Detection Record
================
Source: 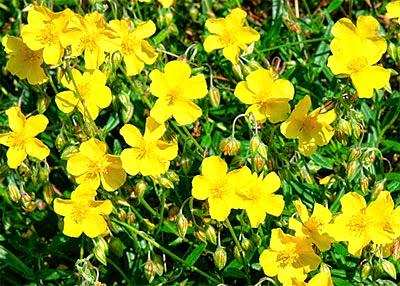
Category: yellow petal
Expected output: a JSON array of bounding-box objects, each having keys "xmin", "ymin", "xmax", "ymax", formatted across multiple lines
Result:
[
  {"xmin": 208, "ymin": 196, "xmax": 232, "ymax": 221},
  {"xmin": 351, "ymin": 65, "xmax": 390, "ymax": 98},
  {"xmin": 0, "ymin": 133, "xmax": 11, "ymax": 147},
  {"xmin": 67, "ymin": 153, "xmax": 91, "ymax": 176},
  {"xmin": 312, "ymin": 203, "xmax": 332, "ymax": 224},
  {"xmin": 71, "ymin": 185, "xmax": 97, "ymax": 199},
  {"xmin": 259, "ymin": 249, "xmax": 279, "ymax": 277},
  {"xmin": 173, "ymin": 100, "xmax": 202, "ymax": 126},
  {"xmin": 246, "ymin": 206, "xmax": 267, "ymax": 228},
  {"xmin": 183, "ymin": 75, "xmax": 208, "ymax": 99},
  {"xmin": 246, "ymin": 69, "xmax": 274, "ymax": 95},
  {"xmin": 262, "ymin": 172, "xmax": 281, "ymax": 193},
  {"xmin": 53, "ymin": 198, "xmax": 73, "ymax": 216},
  {"xmin": 120, "ymin": 148, "xmax": 141, "ymax": 176},
  {"xmin": 134, "ymin": 20, "xmax": 156, "ymax": 39},
  {"xmin": 201, "ymin": 156, "xmax": 227, "ymax": 179},
  {"xmin": 93, "ymin": 200, "xmax": 113, "ymax": 215},
  {"xmin": 222, "ymin": 44, "xmax": 240, "ymax": 64},
  {"xmin": 76, "ymin": 172, "xmax": 101, "ymax": 190},
  {"xmin": 120, "ymin": 124, "xmax": 144, "ymax": 147},
  {"xmin": 386, "ymin": 1, "xmax": 400, "ymax": 19},
  {"xmin": 63, "ymin": 216, "xmax": 84, "ymax": 238},
  {"xmin": 149, "ymin": 70, "xmax": 169, "ymax": 98},
  {"xmin": 25, "ymin": 138, "xmax": 50, "ymax": 160},
  {"xmin": 308, "ymin": 271, "xmax": 333, "ymax": 286},
  {"xmin": 56, "ymin": 91, "xmax": 79, "ymax": 113},
  {"xmin": 356, "ymin": 15, "xmax": 387, "ymax": 55},
  {"xmin": 136, "ymin": 41, "xmax": 158, "ymax": 64},
  {"xmin": 83, "ymin": 215, "xmax": 108, "ymax": 238},
  {"xmin": 263, "ymin": 194, "xmax": 285, "ymax": 217},
  {"xmin": 191, "ymin": 176, "xmax": 212, "ymax": 200},
  {"xmin": 157, "ymin": 141, "xmax": 178, "ymax": 161},
  {"xmin": 203, "ymin": 35, "xmax": 225, "ymax": 52},
  {"xmin": 26, "ymin": 64, "xmax": 48, "ymax": 85},
  {"xmin": 340, "ymin": 192, "xmax": 366, "ymax": 215},
  {"xmin": 236, "ymin": 27, "xmax": 260, "ymax": 46},
  {"xmin": 6, "ymin": 107, "xmax": 25, "ymax": 132},
  {"xmin": 101, "ymin": 156, "xmax": 127, "ymax": 191},
  {"xmin": 24, "ymin": 114, "xmax": 48, "ymax": 137},
  {"xmin": 43, "ymin": 43, "xmax": 63, "ymax": 65},
  {"xmin": 205, "ymin": 18, "xmax": 225, "ymax": 35},
  {"xmin": 331, "ymin": 17, "xmax": 357, "ymax": 39},
  {"xmin": 225, "ymin": 8, "xmax": 247, "ymax": 27},
  {"xmin": 124, "ymin": 53, "xmax": 145, "ymax": 76},
  {"xmin": 234, "ymin": 81, "xmax": 255, "ymax": 104},
  {"xmin": 271, "ymin": 79, "xmax": 295, "ymax": 100},
  {"xmin": 164, "ymin": 60, "xmax": 192, "ymax": 83},
  {"xmin": 298, "ymin": 138, "xmax": 318, "ymax": 156},
  {"xmin": 261, "ymin": 99, "xmax": 291, "ymax": 123},
  {"xmin": 293, "ymin": 200, "xmax": 309, "ymax": 222},
  {"xmin": 84, "ymin": 47, "xmax": 105, "ymax": 70},
  {"xmin": 143, "ymin": 116, "xmax": 166, "ymax": 142},
  {"xmin": 7, "ymin": 147, "xmax": 27, "ymax": 168}
]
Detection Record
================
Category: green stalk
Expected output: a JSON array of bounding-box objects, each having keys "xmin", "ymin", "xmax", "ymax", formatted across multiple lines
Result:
[{"xmin": 113, "ymin": 219, "xmax": 221, "ymax": 284}]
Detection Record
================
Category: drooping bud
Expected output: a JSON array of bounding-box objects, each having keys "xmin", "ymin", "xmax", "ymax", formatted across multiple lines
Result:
[
  {"xmin": 349, "ymin": 147, "xmax": 362, "ymax": 160},
  {"xmin": 152, "ymin": 255, "xmax": 164, "ymax": 276},
  {"xmin": 232, "ymin": 64, "xmax": 243, "ymax": 79},
  {"xmin": 209, "ymin": 86, "xmax": 220, "ymax": 107},
  {"xmin": 392, "ymin": 239, "xmax": 400, "ymax": 260},
  {"xmin": 346, "ymin": 161, "xmax": 359, "ymax": 181},
  {"xmin": 360, "ymin": 175, "xmax": 369, "ymax": 194},
  {"xmin": 213, "ymin": 247, "xmax": 227, "ymax": 270},
  {"xmin": 381, "ymin": 259, "xmax": 397, "ymax": 279},
  {"xmin": 135, "ymin": 180, "xmax": 147, "ymax": 198},
  {"xmin": 118, "ymin": 209, "xmax": 127, "ymax": 221},
  {"xmin": 159, "ymin": 177, "xmax": 174, "ymax": 189},
  {"xmin": 220, "ymin": 136, "xmax": 240, "ymax": 156},
  {"xmin": 233, "ymin": 245, "xmax": 243, "ymax": 263},
  {"xmin": 176, "ymin": 213, "xmax": 188, "ymax": 238},
  {"xmin": 361, "ymin": 263, "xmax": 371, "ymax": 280},
  {"xmin": 241, "ymin": 237, "xmax": 253, "ymax": 251},
  {"xmin": 205, "ymin": 225, "xmax": 217, "ymax": 245},
  {"xmin": 61, "ymin": 145, "xmax": 79, "ymax": 160},
  {"xmin": 252, "ymin": 155, "xmax": 265, "ymax": 173},
  {"xmin": 144, "ymin": 259, "xmax": 156, "ymax": 283},
  {"xmin": 373, "ymin": 179, "xmax": 386, "ymax": 194},
  {"xmin": 37, "ymin": 94, "xmax": 50, "ymax": 114}
]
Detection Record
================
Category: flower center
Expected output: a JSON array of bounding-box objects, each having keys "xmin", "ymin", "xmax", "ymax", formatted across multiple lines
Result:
[
  {"xmin": 347, "ymin": 57, "xmax": 368, "ymax": 74},
  {"xmin": 38, "ymin": 24, "xmax": 59, "ymax": 45},
  {"xmin": 166, "ymin": 86, "xmax": 183, "ymax": 104},
  {"xmin": 71, "ymin": 203, "xmax": 90, "ymax": 223},
  {"xmin": 347, "ymin": 213, "xmax": 367, "ymax": 235},
  {"xmin": 304, "ymin": 217, "xmax": 322, "ymax": 233},
  {"xmin": 276, "ymin": 243, "xmax": 298, "ymax": 268},
  {"xmin": 210, "ymin": 180, "xmax": 228, "ymax": 199},
  {"xmin": 121, "ymin": 37, "xmax": 138, "ymax": 55}
]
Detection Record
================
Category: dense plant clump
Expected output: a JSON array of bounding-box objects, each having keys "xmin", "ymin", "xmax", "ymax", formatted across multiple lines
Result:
[{"xmin": 0, "ymin": 1, "xmax": 400, "ymax": 285}]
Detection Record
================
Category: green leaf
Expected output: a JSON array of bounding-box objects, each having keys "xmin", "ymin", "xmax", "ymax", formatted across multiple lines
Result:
[
  {"xmin": 0, "ymin": 245, "xmax": 35, "ymax": 280},
  {"xmin": 184, "ymin": 244, "xmax": 206, "ymax": 267},
  {"xmin": 310, "ymin": 153, "xmax": 335, "ymax": 169},
  {"xmin": 327, "ymin": 0, "xmax": 344, "ymax": 13}
]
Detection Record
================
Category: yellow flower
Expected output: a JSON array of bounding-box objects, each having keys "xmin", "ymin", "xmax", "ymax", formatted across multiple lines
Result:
[
  {"xmin": 53, "ymin": 185, "xmax": 112, "ymax": 238},
  {"xmin": 67, "ymin": 138, "xmax": 126, "ymax": 192},
  {"xmin": 55, "ymin": 69, "xmax": 112, "ymax": 120},
  {"xmin": 108, "ymin": 19, "xmax": 157, "ymax": 76},
  {"xmin": 60, "ymin": 11, "xmax": 119, "ymax": 70},
  {"xmin": 234, "ymin": 68, "xmax": 294, "ymax": 123},
  {"xmin": 286, "ymin": 271, "xmax": 334, "ymax": 286},
  {"xmin": 327, "ymin": 16, "xmax": 390, "ymax": 98},
  {"xmin": 280, "ymin": 96, "xmax": 336, "ymax": 156},
  {"xmin": 2, "ymin": 35, "xmax": 48, "ymax": 85},
  {"xmin": 0, "ymin": 107, "xmax": 49, "ymax": 168},
  {"xmin": 386, "ymin": 1, "xmax": 400, "ymax": 22},
  {"xmin": 191, "ymin": 156, "xmax": 238, "ymax": 221},
  {"xmin": 288, "ymin": 200, "xmax": 334, "ymax": 252},
  {"xmin": 120, "ymin": 117, "xmax": 178, "ymax": 176},
  {"xmin": 232, "ymin": 166, "xmax": 284, "ymax": 228},
  {"xmin": 21, "ymin": 6, "xmax": 73, "ymax": 65},
  {"xmin": 259, "ymin": 228, "xmax": 321, "ymax": 285},
  {"xmin": 203, "ymin": 8, "xmax": 260, "ymax": 64},
  {"xmin": 149, "ymin": 60, "xmax": 208, "ymax": 125},
  {"xmin": 139, "ymin": 0, "xmax": 175, "ymax": 7},
  {"xmin": 326, "ymin": 191, "xmax": 400, "ymax": 257}
]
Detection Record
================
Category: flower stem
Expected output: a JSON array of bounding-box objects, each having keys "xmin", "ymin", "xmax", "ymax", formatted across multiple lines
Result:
[{"xmin": 113, "ymin": 219, "xmax": 221, "ymax": 284}]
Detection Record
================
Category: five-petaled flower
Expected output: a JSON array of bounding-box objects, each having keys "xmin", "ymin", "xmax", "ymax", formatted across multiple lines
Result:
[
  {"xmin": 203, "ymin": 8, "xmax": 260, "ymax": 64},
  {"xmin": 109, "ymin": 19, "xmax": 158, "ymax": 76},
  {"xmin": 327, "ymin": 16, "xmax": 390, "ymax": 98},
  {"xmin": 259, "ymin": 228, "xmax": 321, "ymax": 285},
  {"xmin": 56, "ymin": 69, "xmax": 112, "ymax": 120},
  {"xmin": 280, "ymin": 96, "xmax": 336, "ymax": 156},
  {"xmin": 149, "ymin": 60, "xmax": 208, "ymax": 125},
  {"xmin": 326, "ymin": 191, "xmax": 400, "ymax": 257},
  {"xmin": 21, "ymin": 6, "xmax": 73, "ymax": 65},
  {"xmin": 232, "ymin": 166, "xmax": 284, "ymax": 228},
  {"xmin": 0, "ymin": 107, "xmax": 50, "ymax": 168},
  {"xmin": 234, "ymin": 68, "xmax": 294, "ymax": 123},
  {"xmin": 386, "ymin": 1, "xmax": 400, "ymax": 22},
  {"xmin": 2, "ymin": 35, "xmax": 48, "ymax": 85},
  {"xmin": 54, "ymin": 185, "xmax": 113, "ymax": 238},
  {"xmin": 67, "ymin": 138, "xmax": 127, "ymax": 192},
  {"xmin": 120, "ymin": 117, "xmax": 178, "ymax": 176},
  {"xmin": 288, "ymin": 200, "xmax": 334, "ymax": 252}
]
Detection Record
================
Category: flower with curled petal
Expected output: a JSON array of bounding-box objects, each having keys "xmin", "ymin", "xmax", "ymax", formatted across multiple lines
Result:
[{"xmin": 0, "ymin": 107, "xmax": 49, "ymax": 168}]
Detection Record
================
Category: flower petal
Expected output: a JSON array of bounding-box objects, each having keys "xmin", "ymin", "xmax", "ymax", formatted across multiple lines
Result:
[
  {"xmin": 101, "ymin": 156, "xmax": 127, "ymax": 191},
  {"xmin": 43, "ymin": 43, "xmax": 63, "ymax": 65},
  {"xmin": 120, "ymin": 124, "xmax": 144, "ymax": 147},
  {"xmin": 172, "ymin": 100, "xmax": 202, "ymax": 126},
  {"xmin": 83, "ymin": 215, "xmax": 108, "ymax": 238},
  {"xmin": 351, "ymin": 65, "xmax": 390, "ymax": 98},
  {"xmin": 63, "ymin": 216, "xmax": 84, "ymax": 238},
  {"xmin": 25, "ymin": 138, "xmax": 50, "ymax": 160},
  {"xmin": 183, "ymin": 75, "xmax": 208, "ymax": 99},
  {"xmin": 203, "ymin": 35, "xmax": 225, "ymax": 52},
  {"xmin": 56, "ymin": 91, "xmax": 79, "ymax": 113},
  {"xmin": 120, "ymin": 148, "xmax": 141, "ymax": 176},
  {"xmin": 67, "ymin": 153, "xmax": 91, "ymax": 176},
  {"xmin": 7, "ymin": 147, "xmax": 27, "ymax": 169},
  {"xmin": 6, "ymin": 107, "xmax": 25, "ymax": 132},
  {"xmin": 222, "ymin": 44, "xmax": 240, "ymax": 64},
  {"xmin": 24, "ymin": 114, "xmax": 48, "ymax": 137}
]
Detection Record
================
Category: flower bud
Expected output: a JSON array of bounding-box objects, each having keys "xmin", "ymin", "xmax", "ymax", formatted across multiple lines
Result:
[
  {"xmin": 319, "ymin": 263, "xmax": 330, "ymax": 273},
  {"xmin": 22, "ymin": 201, "xmax": 36, "ymax": 212},
  {"xmin": 241, "ymin": 237, "xmax": 253, "ymax": 251},
  {"xmin": 118, "ymin": 209, "xmax": 127, "ymax": 221},
  {"xmin": 61, "ymin": 145, "xmax": 79, "ymax": 160},
  {"xmin": 232, "ymin": 64, "xmax": 243, "ymax": 79},
  {"xmin": 164, "ymin": 11, "xmax": 174, "ymax": 25},
  {"xmin": 127, "ymin": 213, "xmax": 136, "ymax": 224},
  {"xmin": 352, "ymin": 123, "xmax": 362, "ymax": 139},
  {"xmin": 220, "ymin": 136, "xmax": 240, "ymax": 156},
  {"xmin": 159, "ymin": 177, "xmax": 174, "ymax": 189},
  {"xmin": 144, "ymin": 260, "xmax": 156, "ymax": 283},
  {"xmin": 361, "ymin": 263, "xmax": 371, "ymax": 280},
  {"xmin": 166, "ymin": 171, "xmax": 179, "ymax": 183},
  {"xmin": 189, "ymin": 6, "xmax": 198, "ymax": 20},
  {"xmin": 152, "ymin": 255, "xmax": 164, "ymax": 276},
  {"xmin": 300, "ymin": 166, "xmax": 313, "ymax": 185},
  {"xmin": 135, "ymin": 180, "xmax": 147, "ymax": 198},
  {"xmin": 209, "ymin": 86, "xmax": 220, "ymax": 107},
  {"xmin": 381, "ymin": 259, "xmax": 397, "ymax": 279},
  {"xmin": 176, "ymin": 213, "xmax": 188, "ymax": 238},
  {"xmin": 338, "ymin": 119, "xmax": 352, "ymax": 136},
  {"xmin": 364, "ymin": 151, "xmax": 376, "ymax": 165},
  {"xmin": 37, "ymin": 94, "xmax": 50, "ymax": 114},
  {"xmin": 213, "ymin": 247, "xmax": 227, "ymax": 270},
  {"xmin": 93, "ymin": 237, "xmax": 109, "ymax": 266},
  {"xmin": 42, "ymin": 183, "xmax": 55, "ymax": 204},
  {"xmin": 195, "ymin": 230, "xmax": 207, "ymax": 243},
  {"xmin": 180, "ymin": 156, "xmax": 191, "ymax": 174},
  {"xmin": 8, "ymin": 182, "xmax": 21, "ymax": 203},
  {"xmin": 373, "ymin": 179, "xmax": 385, "ymax": 195},
  {"xmin": 36, "ymin": 199, "xmax": 46, "ymax": 211},
  {"xmin": 349, "ymin": 147, "xmax": 362, "ymax": 160},
  {"xmin": 233, "ymin": 245, "xmax": 243, "ymax": 263},
  {"xmin": 346, "ymin": 161, "xmax": 359, "ymax": 181},
  {"xmin": 253, "ymin": 155, "xmax": 265, "ymax": 173},
  {"xmin": 21, "ymin": 192, "xmax": 32, "ymax": 204},
  {"xmin": 360, "ymin": 175, "xmax": 369, "ymax": 194},
  {"xmin": 392, "ymin": 239, "xmax": 400, "ymax": 259},
  {"xmin": 388, "ymin": 42, "xmax": 398, "ymax": 61},
  {"xmin": 205, "ymin": 225, "xmax": 217, "ymax": 245}
]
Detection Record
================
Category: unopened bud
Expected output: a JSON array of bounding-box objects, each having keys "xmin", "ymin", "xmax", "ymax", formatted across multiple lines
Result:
[
  {"xmin": 346, "ymin": 161, "xmax": 359, "ymax": 181},
  {"xmin": 220, "ymin": 136, "xmax": 240, "ymax": 156},
  {"xmin": 241, "ymin": 237, "xmax": 253, "ymax": 251},
  {"xmin": 381, "ymin": 259, "xmax": 397, "ymax": 279},
  {"xmin": 361, "ymin": 263, "xmax": 371, "ymax": 280},
  {"xmin": 180, "ymin": 156, "xmax": 191, "ymax": 174},
  {"xmin": 152, "ymin": 255, "xmax": 164, "ymax": 276},
  {"xmin": 144, "ymin": 260, "xmax": 156, "ymax": 283},
  {"xmin": 164, "ymin": 11, "xmax": 174, "ymax": 25},
  {"xmin": 247, "ymin": 61, "xmax": 263, "ymax": 72},
  {"xmin": 127, "ymin": 213, "xmax": 136, "ymax": 224},
  {"xmin": 159, "ymin": 177, "xmax": 174, "ymax": 189},
  {"xmin": 319, "ymin": 263, "xmax": 330, "ymax": 273},
  {"xmin": 166, "ymin": 171, "xmax": 179, "ymax": 183},
  {"xmin": 360, "ymin": 175, "xmax": 369, "ymax": 194},
  {"xmin": 22, "ymin": 201, "xmax": 36, "ymax": 212},
  {"xmin": 37, "ymin": 94, "xmax": 50, "ymax": 114},
  {"xmin": 21, "ymin": 192, "xmax": 32, "ymax": 204},
  {"xmin": 352, "ymin": 123, "xmax": 362, "ymax": 138},
  {"xmin": 36, "ymin": 199, "xmax": 46, "ymax": 210},
  {"xmin": 93, "ymin": 237, "xmax": 108, "ymax": 266},
  {"xmin": 118, "ymin": 209, "xmax": 127, "ymax": 221},
  {"xmin": 233, "ymin": 245, "xmax": 243, "ymax": 263},
  {"xmin": 213, "ymin": 247, "xmax": 227, "ymax": 270},
  {"xmin": 300, "ymin": 166, "xmax": 313, "ymax": 184},
  {"xmin": 392, "ymin": 239, "xmax": 400, "ymax": 259},
  {"xmin": 209, "ymin": 86, "xmax": 220, "ymax": 107},
  {"xmin": 205, "ymin": 225, "xmax": 217, "ymax": 245},
  {"xmin": 135, "ymin": 180, "xmax": 147, "ymax": 198},
  {"xmin": 373, "ymin": 179, "xmax": 385, "ymax": 195},
  {"xmin": 189, "ymin": 6, "xmax": 198, "ymax": 20},
  {"xmin": 194, "ymin": 230, "xmax": 207, "ymax": 243},
  {"xmin": 232, "ymin": 64, "xmax": 243, "ymax": 79},
  {"xmin": 338, "ymin": 119, "xmax": 352, "ymax": 136},
  {"xmin": 371, "ymin": 265, "xmax": 382, "ymax": 281},
  {"xmin": 349, "ymin": 147, "xmax": 361, "ymax": 160},
  {"xmin": 253, "ymin": 155, "xmax": 265, "ymax": 173},
  {"xmin": 388, "ymin": 42, "xmax": 398, "ymax": 61},
  {"xmin": 8, "ymin": 182, "xmax": 21, "ymax": 202},
  {"xmin": 61, "ymin": 145, "xmax": 79, "ymax": 160},
  {"xmin": 364, "ymin": 151, "xmax": 376, "ymax": 165},
  {"xmin": 176, "ymin": 213, "xmax": 188, "ymax": 238}
]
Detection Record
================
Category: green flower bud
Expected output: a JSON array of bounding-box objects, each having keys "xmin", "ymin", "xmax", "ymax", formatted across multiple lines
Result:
[
  {"xmin": 93, "ymin": 237, "xmax": 109, "ymax": 266},
  {"xmin": 205, "ymin": 225, "xmax": 217, "ymax": 245},
  {"xmin": 213, "ymin": 247, "xmax": 227, "ymax": 270},
  {"xmin": 176, "ymin": 213, "xmax": 188, "ymax": 238},
  {"xmin": 8, "ymin": 182, "xmax": 21, "ymax": 203}
]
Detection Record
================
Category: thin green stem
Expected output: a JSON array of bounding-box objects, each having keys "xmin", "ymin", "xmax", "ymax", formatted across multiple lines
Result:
[
  {"xmin": 113, "ymin": 219, "xmax": 221, "ymax": 284},
  {"xmin": 139, "ymin": 197, "xmax": 158, "ymax": 217},
  {"xmin": 107, "ymin": 258, "xmax": 132, "ymax": 286},
  {"xmin": 259, "ymin": 37, "xmax": 330, "ymax": 52},
  {"xmin": 182, "ymin": 125, "xmax": 204, "ymax": 153},
  {"xmin": 225, "ymin": 219, "xmax": 250, "ymax": 285}
]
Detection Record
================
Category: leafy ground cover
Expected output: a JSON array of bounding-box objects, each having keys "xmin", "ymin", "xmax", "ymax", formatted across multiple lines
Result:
[{"xmin": 0, "ymin": 0, "xmax": 400, "ymax": 285}]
